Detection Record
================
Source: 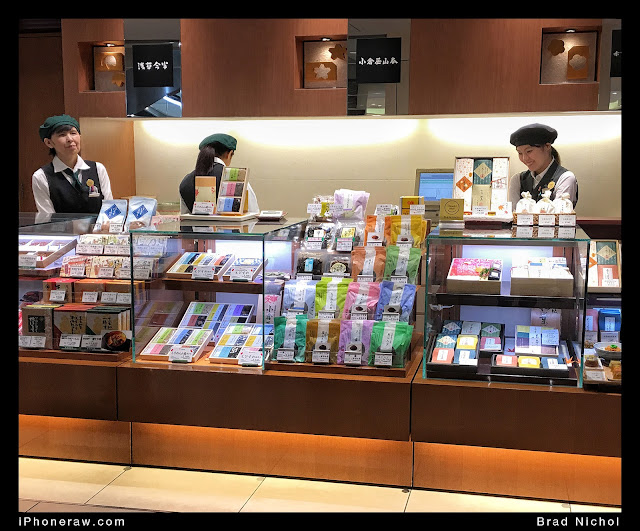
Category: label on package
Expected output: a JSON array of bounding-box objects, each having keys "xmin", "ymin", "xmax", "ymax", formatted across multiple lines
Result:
[
  {"xmin": 59, "ymin": 334, "xmax": 82, "ymax": 349},
  {"xmin": 516, "ymin": 214, "xmax": 533, "ymax": 226},
  {"xmin": 49, "ymin": 290, "xmax": 67, "ymax": 302},
  {"xmin": 374, "ymin": 352, "xmax": 393, "ymax": 367},
  {"xmin": 192, "ymin": 202, "xmax": 215, "ymax": 215},
  {"xmin": 538, "ymin": 214, "xmax": 555, "ymax": 226},
  {"xmin": 82, "ymin": 291, "xmax": 99, "ymax": 303},
  {"xmin": 276, "ymin": 348, "xmax": 295, "ymax": 362},
  {"xmin": 312, "ymin": 349, "xmax": 330, "ymax": 364}
]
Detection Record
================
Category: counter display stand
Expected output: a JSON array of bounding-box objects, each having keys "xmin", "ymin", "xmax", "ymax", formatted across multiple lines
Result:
[{"xmin": 410, "ymin": 225, "xmax": 620, "ymax": 505}]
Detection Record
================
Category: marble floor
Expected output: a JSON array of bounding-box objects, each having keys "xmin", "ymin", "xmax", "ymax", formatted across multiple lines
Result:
[{"xmin": 18, "ymin": 457, "xmax": 621, "ymax": 515}]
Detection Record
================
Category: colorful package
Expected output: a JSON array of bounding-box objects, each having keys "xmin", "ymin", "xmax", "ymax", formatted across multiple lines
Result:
[
  {"xmin": 124, "ymin": 196, "xmax": 157, "ymax": 231},
  {"xmin": 435, "ymin": 334, "xmax": 457, "ymax": 349},
  {"xmin": 337, "ymin": 319, "xmax": 374, "ymax": 365},
  {"xmin": 368, "ymin": 321, "xmax": 414, "ymax": 367},
  {"xmin": 332, "ymin": 220, "xmax": 365, "ymax": 249},
  {"xmin": 374, "ymin": 281, "xmax": 417, "ymax": 322},
  {"xmin": 383, "ymin": 245, "xmax": 421, "ymax": 284},
  {"xmin": 535, "ymin": 190, "xmax": 555, "ymax": 214},
  {"xmin": 304, "ymin": 318, "xmax": 341, "ymax": 364},
  {"xmin": 304, "ymin": 222, "xmax": 335, "ymax": 249},
  {"xmin": 364, "ymin": 214, "xmax": 387, "ymax": 245},
  {"xmin": 384, "ymin": 215, "xmax": 428, "ymax": 248},
  {"xmin": 295, "ymin": 250, "xmax": 327, "ymax": 278},
  {"xmin": 314, "ymin": 276, "xmax": 353, "ymax": 318},
  {"xmin": 350, "ymin": 246, "xmax": 386, "ymax": 282},
  {"xmin": 342, "ymin": 281, "xmax": 381, "ymax": 320},
  {"xmin": 441, "ymin": 320, "xmax": 462, "ymax": 335},
  {"xmin": 281, "ymin": 279, "xmax": 319, "ymax": 319},
  {"xmin": 333, "ymin": 189, "xmax": 370, "ymax": 221},
  {"xmin": 552, "ymin": 192, "xmax": 574, "ymax": 214},
  {"xmin": 323, "ymin": 252, "xmax": 352, "ymax": 277},
  {"xmin": 93, "ymin": 199, "xmax": 128, "ymax": 233},
  {"xmin": 273, "ymin": 315, "xmax": 308, "ymax": 362}
]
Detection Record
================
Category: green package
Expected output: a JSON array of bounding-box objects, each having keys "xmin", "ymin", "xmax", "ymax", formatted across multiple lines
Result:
[
  {"xmin": 368, "ymin": 321, "xmax": 414, "ymax": 368},
  {"xmin": 314, "ymin": 276, "xmax": 352, "ymax": 318},
  {"xmin": 273, "ymin": 315, "xmax": 308, "ymax": 362},
  {"xmin": 304, "ymin": 318, "xmax": 341, "ymax": 364},
  {"xmin": 383, "ymin": 245, "xmax": 421, "ymax": 284}
]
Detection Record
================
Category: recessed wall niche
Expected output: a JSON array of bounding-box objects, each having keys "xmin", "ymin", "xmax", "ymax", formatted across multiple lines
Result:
[{"xmin": 540, "ymin": 31, "xmax": 598, "ymax": 85}]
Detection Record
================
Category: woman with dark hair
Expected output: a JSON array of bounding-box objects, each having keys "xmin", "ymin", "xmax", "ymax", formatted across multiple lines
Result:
[
  {"xmin": 179, "ymin": 133, "xmax": 259, "ymax": 214},
  {"xmin": 507, "ymin": 123, "xmax": 578, "ymax": 209}
]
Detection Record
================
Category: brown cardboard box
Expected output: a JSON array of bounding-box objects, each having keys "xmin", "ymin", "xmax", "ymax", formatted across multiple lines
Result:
[
  {"xmin": 43, "ymin": 277, "xmax": 76, "ymax": 303},
  {"xmin": 510, "ymin": 277, "xmax": 573, "ymax": 297},
  {"xmin": 21, "ymin": 304, "xmax": 60, "ymax": 348}
]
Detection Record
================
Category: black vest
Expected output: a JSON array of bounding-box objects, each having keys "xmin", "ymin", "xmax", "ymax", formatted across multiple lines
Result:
[
  {"xmin": 519, "ymin": 160, "xmax": 578, "ymax": 206},
  {"xmin": 41, "ymin": 161, "xmax": 104, "ymax": 214},
  {"xmin": 179, "ymin": 162, "xmax": 224, "ymax": 213}
]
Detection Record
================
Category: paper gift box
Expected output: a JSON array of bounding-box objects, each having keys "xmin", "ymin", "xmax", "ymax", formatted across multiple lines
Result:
[
  {"xmin": 400, "ymin": 195, "xmax": 424, "ymax": 215},
  {"xmin": 480, "ymin": 336, "xmax": 502, "ymax": 351},
  {"xmin": 456, "ymin": 334, "xmax": 478, "ymax": 350},
  {"xmin": 480, "ymin": 322, "xmax": 501, "ymax": 337},
  {"xmin": 461, "ymin": 321, "xmax": 482, "ymax": 335},
  {"xmin": 490, "ymin": 157, "xmax": 509, "ymax": 211},
  {"xmin": 435, "ymin": 334, "xmax": 457, "ymax": 349},
  {"xmin": 447, "ymin": 258, "xmax": 502, "ymax": 295},
  {"xmin": 442, "ymin": 320, "xmax": 462, "ymax": 335},
  {"xmin": 85, "ymin": 306, "xmax": 126, "ymax": 335},
  {"xmin": 454, "ymin": 348, "xmax": 476, "ymax": 364},
  {"xmin": 495, "ymin": 354, "xmax": 518, "ymax": 367},
  {"xmin": 194, "ymin": 176, "xmax": 217, "ymax": 203},
  {"xmin": 72, "ymin": 279, "xmax": 106, "ymax": 303},
  {"xmin": 43, "ymin": 277, "xmax": 76, "ymax": 303},
  {"xmin": 518, "ymin": 355, "xmax": 541, "ymax": 368},
  {"xmin": 431, "ymin": 348, "xmax": 454, "ymax": 364},
  {"xmin": 21, "ymin": 303, "xmax": 60, "ymax": 349},
  {"xmin": 453, "ymin": 158, "xmax": 474, "ymax": 212},
  {"xmin": 53, "ymin": 304, "xmax": 93, "ymax": 347}
]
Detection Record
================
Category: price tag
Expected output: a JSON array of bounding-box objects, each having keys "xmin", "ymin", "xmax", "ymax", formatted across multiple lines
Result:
[
  {"xmin": 277, "ymin": 348, "xmax": 295, "ymax": 362},
  {"xmin": 537, "ymin": 226, "xmax": 555, "ymax": 238},
  {"xmin": 350, "ymin": 311, "xmax": 368, "ymax": 321},
  {"xmin": 69, "ymin": 265, "xmax": 86, "ymax": 277},
  {"xmin": 312, "ymin": 350, "xmax": 330, "ymax": 364},
  {"xmin": 471, "ymin": 206, "xmax": 488, "ymax": 216},
  {"xmin": 374, "ymin": 353, "xmax": 393, "ymax": 367},
  {"xmin": 382, "ymin": 312, "xmax": 400, "ymax": 322},
  {"xmin": 516, "ymin": 226, "xmax": 533, "ymax": 238},
  {"xmin": 82, "ymin": 291, "xmax": 99, "ymax": 303},
  {"xmin": 19, "ymin": 255, "xmax": 37, "ymax": 268},
  {"xmin": 105, "ymin": 244, "xmax": 130, "ymax": 256},
  {"xmin": 80, "ymin": 335, "xmax": 102, "ymax": 350},
  {"xmin": 344, "ymin": 353, "xmax": 363, "ymax": 365},
  {"xmin": 541, "ymin": 328, "xmax": 559, "ymax": 346},
  {"xmin": 600, "ymin": 331, "xmax": 619, "ymax": 343},
  {"xmin": 374, "ymin": 204, "xmax": 393, "ymax": 216},
  {"xmin": 192, "ymin": 202, "xmax": 215, "ymax": 215},
  {"xmin": 410, "ymin": 204, "xmax": 426, "ymax": 215},
  {"xmin": 238, "ymin": 348, "xmax": 263, "ymax": 366},
  {"xmin": 59, "ymin": 334, "xmax": 82, "ymax": 348},
  {"xmin": 229, "ymin": 267, "xmax": 255, "ymax": 281},
  {"xmin": 116, "ymin": 292, "xmax": 131, "ymax": 305},
  {"xmin": 168, "ymin": 346, "xmax": 195, "ymax": 363},
  {"xmin": 558, "ymin": 214, "xmax": 576, "ymax": 227},
  {"xmin": 296, "ymin": 273, "xmax": 313, "ymax": 281},
  {"xmin": 329, "ymin": 204, "xmax": 344, "ymax": 216},
  {"xmin": 192, "ymin": 265, "xmax": 216, "ymax": 280},
  {"xmin": 336, "ymin": 238, "xmax": 353, "ymax": 252},
  {"xmin": 101, "ymin": 292, "xmax": 118, "ymax": 303},
  {"xmin": 601, "ymin": 278, "xmax": 620, "ymax": 288},
  {"xmin": 538, "ymin": 214, "xmax": 555, "ymax": 226},
  {"xmin": 390, "ymin": 275, "xmax": 408, "ymax": 284},
  {"xmin": 76, "ymin": 243, "xmax": 104, "ymax": 255},
  {"xmin": 133, "ymin": 266, "xmax": 151, "ymax": 280},
  {"xmin": 306, "ymin": 203, "xmax": 322, "ymax": 215},
  {"xmin": 305, "ymin": 239, "xmax": 323, "ymax": 251},
  {"xmin": 116, "ymin": 265, "xmax": 131, "ymax": 279},
  {"xmin": 49, "ymin": 290, "xmax": 67, "ymax": 302},
  {"xmin": 516, "ymin": 214, "xmax": 533, "ymax": 226},
  {"xmin": 19, "ymin": 335, "xmax": 46, "ymax": 348},
  {"xmin": 109, "ymin": 223, "xmax": 124, "ymax": 233},
  {"xmin": 318, "ymin": 310, "xmax": 336, "ymax": 320},
  {"xmin": 98, "ymin": 266, "xmax": 114, "ymax": 278},
  {"xmin": 557, "ymin": 227, "xmax": 576, "ymax": 239}
]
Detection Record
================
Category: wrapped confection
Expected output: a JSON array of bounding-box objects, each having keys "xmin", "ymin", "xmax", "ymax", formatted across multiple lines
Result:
[
  {"xmin": 456, "ymin": 334, "xmax": 478, "ymax": 350},
  {"xmin": 295, "ymin": 250, "xmax": 327, "ymax": 279},
  {"xmin": 374, "ymin": 281, "xmax": 417, "ymax": 322},
  {"xmin": 350, "ymin": 246, "xmax": 386, "ymax": 282},
  {"xmin": 384, "ymin": 215, "xmax": 429, "ymax": 248},
  {"xmin": 495, "ymin": 354, "xmax": 518, "ymax": 367},
  {"xmin": 308, "ymin": 194, "xmax": 334, "ymax": 222},
  {"xmin": 333, "ymin": 189, "xmax": 370, "ymax": 221},
  {"xmin": 515, "ymin": 191, "xmax": 536, "ymax": 214},
  {"xmin": 383, "ymin": 245, "xmax": 421, "ymax": 284},
  {"xmin": 304, "ymin": 222, "xmax": 335, "ymax": 249},
  {"xmin": 454, "ymin": 348, "xmax": 476, "ymax": 364},
  {"xmin": 435, "ymin": 333, "xmax": 457, "ymax": 349},
  {"xmin": 273, "ymin": 314, "xmax": 309, "ymax": 362},
  {"xmin": 281, "ymin": 279, "xmax": 319, "ymax": 319},
  {"xmin": 535, "ymin": 190, "xmax": 556, "ymax": 214},
  {"xmin": 518, "ymin": 356, "xmax": 541, "ymax": 368},
  {"xmin": 304, "ymin": 318, "xmax": 341, "ymax": 364},
  {"xmin": 124, "ymin": 196, "xmax": 157, "ymax": 231},
  {"xmin": 332, "ymin": 220, "xmax": 365, "ymax": 249},
  {"xmin": 314, "ymin": 276, "xmax": 352, "ymax": 318},
  {"xmin": 324, "ymin": 252, "xmax": 352, "ymax": 277},
  {"xmin": 337, "ymin": 319, "xmax": 374, "ymax": 365},
  {"xmin": 551, "ymin": 192, "xmax": 573, "ymax": 214},
  {"xmin": 441, "ymin": 320, "xmax": 462, "ymax": 335},
  {"xmin": 93, "ymin": 200, "xmax": 128, "ymax": 233},
  {"xmin": 461, "ymin": 321, "xmax": 481, "ymax": 335},
  {"xmin": 368, "ymin": 321, "xmax": 414, "ymax": 367},
  {"xmin": 342, "ymin": 281, "xmax": 380, "ymax": 320},
  {"xmin": 364, "ymin": 214, "xmax": 387, "ymax": 245},
  {"xmin": 431, "ymin": 347, "xmax": 454, "ymax": 364}
]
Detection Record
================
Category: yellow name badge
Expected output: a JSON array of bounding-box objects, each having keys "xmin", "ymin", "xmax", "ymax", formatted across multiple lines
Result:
[{"xmin": 439, "ymin": 198, "xmax": 464, "ymax": 221}]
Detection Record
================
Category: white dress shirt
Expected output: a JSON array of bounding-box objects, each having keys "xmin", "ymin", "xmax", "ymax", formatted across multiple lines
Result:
[{"xmin": 31, "ymin": 155, "xmax": 113, "ymax": 215}]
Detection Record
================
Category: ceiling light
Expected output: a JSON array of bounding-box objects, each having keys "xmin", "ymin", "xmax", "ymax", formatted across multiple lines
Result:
[{"xmin": 565, "ymin": 29, "xmax": 576, "ymax": 33}]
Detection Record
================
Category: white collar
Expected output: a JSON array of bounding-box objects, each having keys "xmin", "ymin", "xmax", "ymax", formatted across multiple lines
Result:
[
  {"xmin": 214, "ymin": 157, "xmax": 226, "ymax": 167},
  {"xmin": 532, "ymin": 158, "xmax": 555, "ymax": 180},
  {"xmin": 52, "ymin": 155, "xmax": 89, "ymax": 174}
]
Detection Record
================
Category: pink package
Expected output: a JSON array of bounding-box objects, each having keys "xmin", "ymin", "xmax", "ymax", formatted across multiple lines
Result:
[
  {"xmin": 341, "ymin": 281, "xmax": 380, "ymax": 320},
  {"xmin": 337, "ymin": 319, "xmax": 374, "ymax": 364}
]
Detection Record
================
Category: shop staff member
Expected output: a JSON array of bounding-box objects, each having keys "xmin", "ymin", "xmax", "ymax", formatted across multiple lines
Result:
[
  {"xmin": 32, "ymin": 114, "xmax": 113, "ymax": 215},
  {"xmin": 507, "ymin": 123, "xmax": 578, "ymax": 209},
  {"xmin": 179, "ymin": 133, "xmax": 259, "ymax": 214}
]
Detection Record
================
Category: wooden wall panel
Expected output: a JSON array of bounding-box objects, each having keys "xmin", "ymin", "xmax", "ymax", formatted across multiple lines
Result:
[
  {"xmin": 180, "ymin": 19, "xmax": 347, "ymax": 117},
  {"xmin": 18, "ymin": 33, "xmax": 65, "ymax": 212},
  {"xmin": 79, "ymin": 119, "xmax": 136, "ymax": 199},
  {"xmin": 408, "ymin": 19, "xmax": 601, "ymax": 114},
  {"xmin": 61, "ymin": 19, "xmax": 126, "ymax": 118}
]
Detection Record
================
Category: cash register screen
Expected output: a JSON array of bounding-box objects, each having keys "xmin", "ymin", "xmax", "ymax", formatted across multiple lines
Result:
[{"xmin": 415, "ymin": 169, "xmax": 454, "ymax": 201}]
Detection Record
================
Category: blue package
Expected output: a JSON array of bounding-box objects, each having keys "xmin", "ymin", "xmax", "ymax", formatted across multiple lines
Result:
[
  {"xmin": 598, "ymin": 308, "xmax": 621, "ymax": 332},
  {"xmin": 374, "ymin": 281, "xmax": 416, "ymax": 322}
]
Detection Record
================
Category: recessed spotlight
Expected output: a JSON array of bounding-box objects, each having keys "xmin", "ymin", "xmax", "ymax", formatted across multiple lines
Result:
[
  {"xmin": 565, "ymin": 28, "xmax": 576, "ymax": 33},
  {"xmin": 321, "ymin": 37, "xmax": 331, "ymax": 41}
]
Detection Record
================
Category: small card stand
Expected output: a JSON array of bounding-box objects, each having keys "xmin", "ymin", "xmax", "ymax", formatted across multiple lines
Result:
[
  {"xmin": 350, "ymin": 304, "xmax": 368, "ymax": 320},
  {"xmin": 396, "ymin": 235, "xmax": 414, "ymax": 247},
  {"xmin": 312, "ymin": 342, "xmax": 331, "ymax": 364},
  {"xmin": 343, "ymin": 342, "xmax": 364, "ymax": 366},
  {"xmin": 318, "ymin": 309, "xmax": 337, "ymax": 320},
  {"xmin": 216, "ymin": 167, "xmax": 249, "ymax": 215},
  {"xmin": 382, "ymin": 304, "xmax": 401, "ymax": 322},
  {"xmin": 276, "ymin": 347, "xmax": 295, "ymax": 362},
  {"xmin": 373, "ymin": 350, "xmax": 393, "ymax": 367},
  {"xmin": 366, "ymin": 232, "xmax": 384, "ymax": 246}
]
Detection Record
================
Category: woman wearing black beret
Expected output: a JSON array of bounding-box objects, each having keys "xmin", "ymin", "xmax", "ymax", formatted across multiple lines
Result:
[
  {"xmin": 507, "ymin": 123, "xmax": 578, "ymax": 209},
  {"xmin": 31, "ymin": 114, "xmax": 113, "ymax": 215}
]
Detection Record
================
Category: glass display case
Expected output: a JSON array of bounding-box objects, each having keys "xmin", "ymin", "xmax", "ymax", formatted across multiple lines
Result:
[{"xmin": 422, "ymin": 225, "xmax": 590, "ymax": 386}]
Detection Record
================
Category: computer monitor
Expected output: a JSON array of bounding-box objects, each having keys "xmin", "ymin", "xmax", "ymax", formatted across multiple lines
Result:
[{"xmin": 414, "ymin": 168, "xmax": 454, "ymax": 201}]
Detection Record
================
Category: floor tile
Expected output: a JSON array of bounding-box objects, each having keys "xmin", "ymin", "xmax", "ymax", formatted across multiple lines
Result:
[
  {"xmin": 19, "ymin": 458, "xmax": 128, "ymax": 505},
  {"xmin": 405, "ymin": 489, "xmax": 571, "ymax": 513},
  {"xmin": 87, "ymin": 466, "xmax": 264, "ymax": 512},
  {"xmin": 241, "ymin": 476, "xmax": 410, "ymax": 512},
  {"xmin": 25, "ymin": 501, "xmax": 152, "ymax": 512}
]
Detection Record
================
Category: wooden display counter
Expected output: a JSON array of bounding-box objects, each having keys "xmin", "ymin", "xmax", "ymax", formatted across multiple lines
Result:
[{"xmin": 411, "ymin": 370, "xmax": 621, "ymax": 505}]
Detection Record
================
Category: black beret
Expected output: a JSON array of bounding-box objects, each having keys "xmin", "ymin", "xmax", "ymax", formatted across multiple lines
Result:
[
  {"xmin": 510, "ymin": 123, "xmax": 557, "ymax": 147},
  {"xmin": 199, "ymin": 133, "xmax": 237, "ymax": 151},
  {"xmin": 39, "ymin": 114, "xmax": 80, "ymax": 141}
]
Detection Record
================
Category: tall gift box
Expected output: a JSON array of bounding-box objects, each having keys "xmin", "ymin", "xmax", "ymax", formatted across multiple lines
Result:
[{"xmin": 453, "ymin": 158, "xmax": 474, "ymax": 212}]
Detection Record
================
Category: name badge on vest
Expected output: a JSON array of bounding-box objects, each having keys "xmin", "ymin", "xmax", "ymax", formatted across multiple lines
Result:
[{"xmin": 86, "ymin": 179, "xmax": 101, "ymax": 197}]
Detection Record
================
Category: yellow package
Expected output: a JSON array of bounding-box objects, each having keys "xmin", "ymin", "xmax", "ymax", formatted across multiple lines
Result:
[{"xmin": 384, "ymin": 215, "xmax": 429, "ymax": 248}]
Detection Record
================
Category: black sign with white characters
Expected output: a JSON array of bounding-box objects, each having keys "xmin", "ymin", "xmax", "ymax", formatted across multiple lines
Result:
[
  {"xmin": 132, "ymin": 43, "xmax": 174, "ymax": 87},
  {"xmin": 355, "ymin": 37, "xmax": 401, "ymax": 84}
]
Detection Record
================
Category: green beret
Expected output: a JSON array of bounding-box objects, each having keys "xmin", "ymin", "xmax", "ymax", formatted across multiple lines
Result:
[
  {"xmin": 510, "ymin": 123, "xmax": 557, "ymax": 147},
  {"xmin": 39, "ymin": 114, "xmax": 81, "ymax": 141},
  {"xmin": 199, "ymin": 133, "xmax": 237, "ymax": 152}
]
